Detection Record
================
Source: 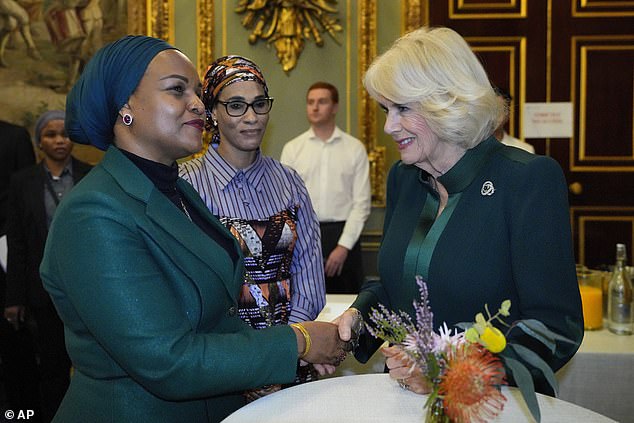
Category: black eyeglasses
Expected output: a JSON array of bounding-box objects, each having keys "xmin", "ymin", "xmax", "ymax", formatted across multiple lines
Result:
[{"xmin": 216, "ymin": 97, "xmax": 274, "ymax": 117}]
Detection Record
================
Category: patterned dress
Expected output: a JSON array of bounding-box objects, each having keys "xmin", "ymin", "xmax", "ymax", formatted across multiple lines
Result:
[
  {"xmin": 221, "ymin": 209, "xmax": 297, "ymax": 329},
  {"xmin": 220, "ymin": 208, "xmax": 317, "ymax": 399}
]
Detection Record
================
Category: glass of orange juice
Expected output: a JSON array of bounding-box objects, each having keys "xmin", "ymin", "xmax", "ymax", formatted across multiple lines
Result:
[{"xmin": 577, "ymin": 269, "xmax": 603, "ymax": 330}]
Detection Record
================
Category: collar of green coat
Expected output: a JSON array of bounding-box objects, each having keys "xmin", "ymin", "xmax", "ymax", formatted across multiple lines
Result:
[
  {"xmin": 99, "ymin": 146, "xmax": 244, "ymax": 302},
  {"xmin": 100, "ymin": 146, "xmax": 155, "ymax": 202},
  {"xmin": 437, "ymin": 136, "xmax": 502, "ymax": 194}
]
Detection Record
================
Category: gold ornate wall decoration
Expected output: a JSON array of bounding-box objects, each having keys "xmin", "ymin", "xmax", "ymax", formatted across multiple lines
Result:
[
  {"xmin": 234, "ymin": 0, "xmax": 343, "ymax": 73},
  {"xmin": 127, "ymin": 1, "xmax": 146, "ymax": 35},
  {"xmin": 358, "ymin": 0, "xmax": 385, "ymax": 207},
  {"xmin": 128, "ymin": 0, "xmax": 174, "ymax": 42},
  {"xmin": 128, "ymin": 0, "xmax": 213, "ymax": 83},
  {"xmin": 403, "ymin": 0, "xmax": 428, "ymax": 32},
  {"xmin": 197, "ymin": 0, "xmax": 215, "ymax": 77}
]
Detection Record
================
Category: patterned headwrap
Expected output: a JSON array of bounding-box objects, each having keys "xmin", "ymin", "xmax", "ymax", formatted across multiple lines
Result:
[
  {"xmin": 65, "ymin": 35, "xmax": 177, "ymax": 150},
  {"xmin": 202, "ymin": 55, "xmax": 269, "ymax": 132}
]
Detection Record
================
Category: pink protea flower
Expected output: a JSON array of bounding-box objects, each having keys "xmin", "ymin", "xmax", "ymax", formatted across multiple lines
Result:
[{"xmin": 438, "ymin": 343, "xmax": 507, "ymax": 423}]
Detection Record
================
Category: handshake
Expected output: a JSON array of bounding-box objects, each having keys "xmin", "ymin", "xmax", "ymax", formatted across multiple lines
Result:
[{"xmin": 290, "ymin": 308, "xmax": 363, "ymax": 375}]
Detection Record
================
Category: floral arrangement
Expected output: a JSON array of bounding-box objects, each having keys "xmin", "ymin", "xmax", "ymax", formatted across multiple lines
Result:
[{"xmin": 365, "ymin": 276, "xmax": 574, "ymax": 423}]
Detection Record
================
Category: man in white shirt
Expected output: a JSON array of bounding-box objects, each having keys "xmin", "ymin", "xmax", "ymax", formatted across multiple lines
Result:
[
  {"xmin": 494, "ymin": 87, "xmax": 535, "ymax": 153},
  {"xmin": 281, "ymin": 82, "xmax": 371, "ymax": 293}
]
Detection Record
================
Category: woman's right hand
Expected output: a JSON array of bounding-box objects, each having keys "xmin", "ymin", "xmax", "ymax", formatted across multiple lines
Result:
[
  {"xmin": 292, "ymin": 321, "xmax": 348, "ymax": 365},
  {"xmin": 331, "ymin": 307, "xmax": 362, "ymax": 342},
  {"xmin": 381, "ymin": 345, "xmax": 431, "ymax": 394}
]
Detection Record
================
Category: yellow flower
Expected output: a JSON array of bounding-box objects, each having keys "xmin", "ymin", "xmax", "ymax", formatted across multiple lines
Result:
[{"xmin": 480, "ymin": 326, "xmax": 507, "ymax": 353}]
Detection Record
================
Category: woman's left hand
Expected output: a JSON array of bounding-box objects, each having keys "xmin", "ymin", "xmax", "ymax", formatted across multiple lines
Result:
[{"xmin": 381, "ymin": 345, "xmax": 431, "ymax": 394}]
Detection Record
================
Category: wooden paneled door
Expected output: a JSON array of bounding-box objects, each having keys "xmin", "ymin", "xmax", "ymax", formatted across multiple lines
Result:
[{"xmin": 408, "ymin": 0, "xmax": 634, "ymax": 268}]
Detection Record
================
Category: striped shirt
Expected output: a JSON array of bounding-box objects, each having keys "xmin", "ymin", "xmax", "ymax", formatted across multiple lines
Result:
[{"xmin": 179, "ymin": 146, "xmax": 325, "ymax": 322}]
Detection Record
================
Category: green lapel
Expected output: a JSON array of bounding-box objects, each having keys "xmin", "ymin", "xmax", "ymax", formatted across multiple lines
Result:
[{"xmin": 99, "ymin": 147, "xmax": 243, "ymax": 300}]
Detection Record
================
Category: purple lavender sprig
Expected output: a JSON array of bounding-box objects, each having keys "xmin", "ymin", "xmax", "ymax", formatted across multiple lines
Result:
[
  {"xmin": 410, "ymin": 275, "xmax": 435, "ymax": 356},
  {"xmin": 364, "ymin": 276, "xmax": 439, "ymax": 376},
  {"xmin": 364, "ymin": 303, "xmax": 416, "ymax": 345},
  {"xmin": 399, "ymin": 276, "xmax": 438, "ymax": 376}
]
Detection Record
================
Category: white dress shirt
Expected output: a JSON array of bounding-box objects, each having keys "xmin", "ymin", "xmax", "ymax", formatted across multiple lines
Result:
[{"xmin": 280, "ymin": 127, "xmax": 371, "ymax": 250}]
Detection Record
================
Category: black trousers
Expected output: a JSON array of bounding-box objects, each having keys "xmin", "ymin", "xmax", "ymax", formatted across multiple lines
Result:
[
  {"xmin": 0, "ymin": 321, "xmax": 41, "ymax": 421},
  {"xmin": 30, "ymin": 303, "xmax": 71, "ymax": 423},
  {"xmin": 320, "ymin": 221, "xmax": 364, "ymax": 294},
  {"xmin": 0, "ymin": 269, "xmax": 41, "ymax": 421}
]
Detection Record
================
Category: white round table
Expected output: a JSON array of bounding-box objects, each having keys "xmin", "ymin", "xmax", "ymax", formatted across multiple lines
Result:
[{"xmin": 222, "ymin": 373, "xmax": 616, "ymax": 423}]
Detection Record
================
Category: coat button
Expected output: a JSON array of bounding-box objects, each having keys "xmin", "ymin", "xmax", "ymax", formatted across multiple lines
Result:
[{"xmin": 228, "ymin": 306, "xmax": 237, "ymax": 316}]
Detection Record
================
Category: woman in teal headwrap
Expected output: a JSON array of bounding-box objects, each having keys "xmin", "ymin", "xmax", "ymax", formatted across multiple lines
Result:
[{"xmin": 40, "ymin": 35, "xmax": 347, "ymax": 423}]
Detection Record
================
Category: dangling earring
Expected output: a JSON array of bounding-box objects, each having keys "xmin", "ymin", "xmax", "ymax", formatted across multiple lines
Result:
[
  {"xmin": 212, "ymin": 118, "xmax": 218, "ymax": 127},
  {"xmin": 122, "ymin": 113, "xmax": 133, "ymax": 126}
]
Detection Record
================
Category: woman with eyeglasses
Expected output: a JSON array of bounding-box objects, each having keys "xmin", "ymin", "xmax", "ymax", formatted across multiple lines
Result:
[{"xmin": 180, "ymin": 56, "xmax": 328, "ymax": 401}]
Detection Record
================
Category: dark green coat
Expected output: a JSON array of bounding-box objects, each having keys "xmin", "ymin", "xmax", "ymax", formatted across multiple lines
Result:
[
  {"xmin": 40, "ymin": 147, "xmax": 297, "ymax": 422},
  {"xmin": 353, "ymin": 138, "xmax": 583, "ymax": 393}
]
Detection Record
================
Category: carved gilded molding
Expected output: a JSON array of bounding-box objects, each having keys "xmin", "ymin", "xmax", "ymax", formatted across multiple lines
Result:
[
  {"xmin": 128, "ymin": 1, "xmax": 213, "ymax": 79},
  {"xmin": 358, "ymin": 0, "xmax": 385, "ymax": 207},
  {"xmin": 197, "ymin": 0, "xmax": 215, "ymax": 77},
  {"xmin": 128, "ymin": 0, "xmax": 173, "ymax": 42},
  {"xmin": 127, "ymin": 0, "xmax": 146, "ymax": 35},
  {"xmin": 403, "ymin": 0, "xmax": 427, "ymax": 32}
]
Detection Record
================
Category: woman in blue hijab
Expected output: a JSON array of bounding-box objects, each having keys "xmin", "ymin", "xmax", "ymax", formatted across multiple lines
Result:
[{"xmin": 40, "ymin": 35, "xmax": 346, "ymax": 423}]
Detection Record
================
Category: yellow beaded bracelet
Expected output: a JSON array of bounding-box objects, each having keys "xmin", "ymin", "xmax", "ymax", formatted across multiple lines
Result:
[{"xmin": 290, "ymin": 323, "xmax": 311, "ymax": 359}]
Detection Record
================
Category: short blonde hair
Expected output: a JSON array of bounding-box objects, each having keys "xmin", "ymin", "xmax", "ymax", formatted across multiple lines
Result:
[{"xmin": 363, "ymin": 26, "xmax": 502, "ymax": 149}]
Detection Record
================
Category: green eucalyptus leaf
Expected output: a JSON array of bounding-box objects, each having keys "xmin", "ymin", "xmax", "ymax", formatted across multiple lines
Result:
[
  {"xmin": 507, "ymin": 343, "xmax": 559, "ymax": 396},
  {"xmin": 500, "ymin": 300, "xmax": 511, "ymax": 316},
  {"xmin": 515, "ymin": 320, "xmax": 575, "ymax": 353},
  {"xmin": 454, "ymin": 322, "xmax": 471, "ymax": 331},
  {"xmin": 504, "ymin": 356, "xmax": 541, "ymax": 423}
]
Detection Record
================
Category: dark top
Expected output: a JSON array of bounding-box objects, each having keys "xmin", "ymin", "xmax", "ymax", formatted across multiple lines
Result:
[
  {"xmin": 6, "ymin": 158, "xmax": 92, "ymax": 308},
  {"xmin": 0, "ymin": 121, "xmax": 35, "ymax": 235},
  {"xmin": 120, "ymin": 149, "xmax": 237, "ymax": 263},
  {"xmin": 352, "ymin": 137, "xmax": 583, "ymax": 394}
]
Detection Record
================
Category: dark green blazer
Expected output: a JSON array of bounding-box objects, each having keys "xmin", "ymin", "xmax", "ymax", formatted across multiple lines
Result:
[
  {"xmin": 40, "ymin": 147, "xmax": 298, "ymax": 422},
  {"xmin": 353, "ymin": 138, "xmax": 583, "ymax": 394}
]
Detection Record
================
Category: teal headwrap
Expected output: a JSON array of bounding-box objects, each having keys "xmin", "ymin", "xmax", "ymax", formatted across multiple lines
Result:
[{"xmin": 65, "ymin": 35, "xmax": 176, "ymax": 151}]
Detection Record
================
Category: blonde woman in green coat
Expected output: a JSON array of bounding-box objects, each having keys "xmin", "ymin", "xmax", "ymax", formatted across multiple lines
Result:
[
  {"xmin": 331, "ymin": 26, "xmax": 583, "ymax": 396},
  {"xmin": 40, "ymin": 35, "xmax": 346, "ymax": 423}
]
